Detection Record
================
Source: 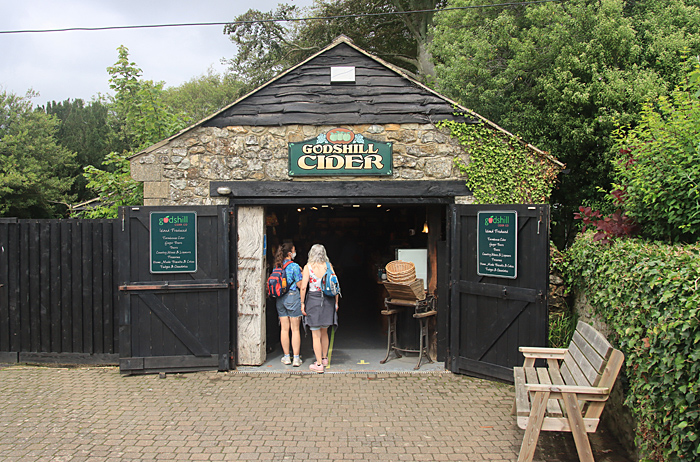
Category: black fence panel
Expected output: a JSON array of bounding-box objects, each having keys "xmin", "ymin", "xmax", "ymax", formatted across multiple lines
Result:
[{"xmin": 0, "ymin": 219, "xmax": 119, "ymax": 363}]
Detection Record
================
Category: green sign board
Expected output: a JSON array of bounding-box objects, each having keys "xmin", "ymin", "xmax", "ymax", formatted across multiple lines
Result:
[
  {"xmin": 477, "ymin": 211, "xmax": 518, "ymax": 279},
  {"xmin": 288, "ymin": 128, "xmax": 392, "ymax": 176},
  {"xmin": 150, "ymin": 212, "xmax": 197, "ymax": 273}
]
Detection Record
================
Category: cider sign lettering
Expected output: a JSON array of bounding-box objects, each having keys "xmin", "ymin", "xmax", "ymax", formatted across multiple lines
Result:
[{"xmin": 288, "ymin": 128, "xmax": 392, "ymax": 176}]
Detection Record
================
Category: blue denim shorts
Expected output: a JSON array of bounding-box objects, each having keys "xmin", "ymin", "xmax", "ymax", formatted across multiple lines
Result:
[
  {"xmin": 309, "ymin": 325, "xmax": 330, "ymax": 331},
  {"xmin": 276, "ymin": 290, "xmax": 302, "ymax": 318}
]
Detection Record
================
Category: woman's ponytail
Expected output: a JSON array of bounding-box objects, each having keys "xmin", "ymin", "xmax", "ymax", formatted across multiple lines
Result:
[{"xmin": 274, "ymin": 242, "xmax": 294, "ymax": 268}]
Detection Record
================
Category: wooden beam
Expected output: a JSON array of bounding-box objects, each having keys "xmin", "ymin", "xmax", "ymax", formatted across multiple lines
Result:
[{"xmin": 211, "ymin": 180, "xmax": 470, "ymax": 200}]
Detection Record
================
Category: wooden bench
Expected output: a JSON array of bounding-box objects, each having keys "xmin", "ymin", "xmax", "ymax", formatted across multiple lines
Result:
[{"xmin": 513, "ymin": 321, "xmax": 624, "ymax": 462}]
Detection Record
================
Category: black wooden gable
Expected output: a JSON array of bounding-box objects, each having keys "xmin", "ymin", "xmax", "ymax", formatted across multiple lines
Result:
[{"xmin": 204, "ymin": 40, "xmax": 475, "ymax": 127}]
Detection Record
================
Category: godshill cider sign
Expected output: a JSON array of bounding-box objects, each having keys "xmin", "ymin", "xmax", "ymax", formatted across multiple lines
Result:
[{"xmin": 288, "ymin": 128, "xmax": 392, "ymax": 176}]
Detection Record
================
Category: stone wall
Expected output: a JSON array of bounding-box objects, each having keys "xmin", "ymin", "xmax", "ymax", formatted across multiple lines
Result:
[{"xmin": 131, "ymin": 123, "xmax": 469, "ymax": 206}]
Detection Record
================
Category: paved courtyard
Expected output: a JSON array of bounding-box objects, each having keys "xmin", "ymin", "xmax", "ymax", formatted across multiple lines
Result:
[{"xmin": 0, "ymin": 365, "xmax": 630, "ymax": 461}]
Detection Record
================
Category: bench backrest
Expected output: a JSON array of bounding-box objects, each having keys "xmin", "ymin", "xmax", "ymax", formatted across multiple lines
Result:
[{"xmin": 561, "ymin": 321, "xmax": 614, "ymax": 388}]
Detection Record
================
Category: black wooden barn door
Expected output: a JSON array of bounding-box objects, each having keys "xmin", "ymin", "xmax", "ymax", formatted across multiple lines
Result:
[
  {"xmin": 449, "ymin": 204, "xmax": 549, "ymax": 382},
  {"xmin": 118, "ymin": 206, "xmax": 234, "ymax": 375}
]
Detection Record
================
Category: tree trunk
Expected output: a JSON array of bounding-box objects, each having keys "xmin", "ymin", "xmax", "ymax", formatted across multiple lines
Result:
[{"xmin": 416, "ymin": 37, "xmax": 436, "ymax": 80}]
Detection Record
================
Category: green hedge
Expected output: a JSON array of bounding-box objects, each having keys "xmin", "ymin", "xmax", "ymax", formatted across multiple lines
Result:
[{"xmin": 563, "ymin": 233, "xmax": 700, "ymax": 461}]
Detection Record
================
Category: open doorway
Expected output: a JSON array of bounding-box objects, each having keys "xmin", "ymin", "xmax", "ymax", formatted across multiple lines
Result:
[{"xmin": 260, "ymin": 203, "xmax": 440, "ymax": 371}]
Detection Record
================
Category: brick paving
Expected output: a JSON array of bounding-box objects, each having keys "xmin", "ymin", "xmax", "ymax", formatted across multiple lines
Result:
[{"xmin": 0, "ymin": 365, "xmax": 628, "ymax": 462}]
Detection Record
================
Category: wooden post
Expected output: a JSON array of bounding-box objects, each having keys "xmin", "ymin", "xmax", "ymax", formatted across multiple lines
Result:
[
  {"xmin": 427, "ymin": 205, "xmax": 442, "ymax": 360},
  {"xmin": 236, "ymin": 206, "xmax": 266, "ymax": 365},
  {"xmin": 427, "ymin": 205, "xmax": 440, "ymax": 296}
]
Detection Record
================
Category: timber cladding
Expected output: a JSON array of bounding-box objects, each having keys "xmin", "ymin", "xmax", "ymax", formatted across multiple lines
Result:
[
  {"xmin": 0, "ymin": 219, "xmax": 119, "ymax": 363},
  {"xmin": 202, "ymin": 43, "xmax": 470, "ymax": 127}
]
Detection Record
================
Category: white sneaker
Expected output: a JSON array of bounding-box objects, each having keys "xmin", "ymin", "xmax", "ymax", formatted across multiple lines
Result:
[
  {"xmin": 281, "ymin": 355, "xmax": 292, "ymax": 365},
  {"xmin": 292, "ymin": 356, "xmax": 302, "ymax": 367}
]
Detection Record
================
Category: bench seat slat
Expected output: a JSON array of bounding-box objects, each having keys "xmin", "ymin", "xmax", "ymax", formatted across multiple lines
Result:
[
  {"xmin": 571, "ymin": 331, "xmax": 606, "ymax": 374},
  {"xmin": 569, "ymin": 339, "xmax": 603, "ymax": 386},
  {"xmin": 562, "ymin": 351, "xmax": 592, "ymax": 387},
  {"xmin": 576, "ymin": 321, "xmax": 613, "ymax": 361},
  {"xmin": 536, "ymin": 368, "xmax": 563, "ymax": 417},
  {"xmin": 524, "ymin": 366, "xmax": 539, "ymax": 385},
  {"xmin": 549, "ymin": 366, "xmax": 565, "ymax": 386},
  {"xmin": 514, "ymin": 367, "xmax": 530, "ymax": 418}
]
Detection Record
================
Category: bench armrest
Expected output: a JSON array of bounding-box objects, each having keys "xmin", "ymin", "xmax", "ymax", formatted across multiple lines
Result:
[
  {"xmin": 519, "ymin": 347, "xmax": 567, "ymax": 358},
  {"xmin": 519, "ymin": 347, "xmax": 567, "ymax": 367},
  {"xmin": 524, "ymin": 383, "xmax": 610, "ymax": 395}
]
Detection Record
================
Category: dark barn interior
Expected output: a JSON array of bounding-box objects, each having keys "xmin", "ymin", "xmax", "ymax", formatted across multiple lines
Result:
[{"xmin": 264, "ymin": 204, "xmax": 439, "ymax": 363}]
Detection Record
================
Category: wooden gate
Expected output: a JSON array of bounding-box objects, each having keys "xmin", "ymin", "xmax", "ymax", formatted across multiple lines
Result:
[
  {"xmin": 0, "ymin": 218, "xmax": 118, "ymax": 363},
  {"xmin": 449, "ymin": 204, "xmax": 549, "ymax": 382},
  {"xmin": 118, "ymin": 206, "xmax": 234, "ymax": 375}
]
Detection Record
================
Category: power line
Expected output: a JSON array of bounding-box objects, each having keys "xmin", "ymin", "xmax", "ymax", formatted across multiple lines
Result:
[{"xmin": 0, "ymin": 1, "xmax": 560, "ymax": 35}]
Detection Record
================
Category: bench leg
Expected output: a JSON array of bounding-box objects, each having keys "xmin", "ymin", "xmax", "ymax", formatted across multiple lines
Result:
[
  {"xmin": 562, "ymin": 393, "xmax": 595, "ymax": 462},
  {"xmin": 518, "ymin": 391, "xmax": 549, "ymax": 462}
]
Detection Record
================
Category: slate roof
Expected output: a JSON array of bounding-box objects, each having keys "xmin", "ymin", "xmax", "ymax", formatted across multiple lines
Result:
[
  {"xmin": 136, "ymin": 35, "xmax": 562, "ymax": 168},
  {"xmin": 203, "ymin": 36, "xmax": 474, "ymax": 127}
]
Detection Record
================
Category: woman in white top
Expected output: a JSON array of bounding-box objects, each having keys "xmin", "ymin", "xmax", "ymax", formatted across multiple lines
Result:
[{"xmin": 300, "ymin": 244, "xmax": 339, "ymax": 373}]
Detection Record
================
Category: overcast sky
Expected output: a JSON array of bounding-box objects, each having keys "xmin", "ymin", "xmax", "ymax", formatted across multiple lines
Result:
[{"xmin": 0, "ymin": 0, "xmax": 316, "ymax": 106}]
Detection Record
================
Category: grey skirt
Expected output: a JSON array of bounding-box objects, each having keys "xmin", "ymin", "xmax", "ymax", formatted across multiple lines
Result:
[{"xmin": 303, "ymin": 290, "xmax": 338, "ymax": 331}]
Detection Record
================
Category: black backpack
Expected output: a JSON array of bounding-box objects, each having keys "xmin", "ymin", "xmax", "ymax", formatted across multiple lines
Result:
[{"xmin": 266, "ymin": 261, "xmax": 292, "ymax": 298}]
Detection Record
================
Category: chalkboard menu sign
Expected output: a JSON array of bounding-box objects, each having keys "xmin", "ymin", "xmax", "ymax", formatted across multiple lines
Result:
[
  {"xmin": 150, "ymin": 212, "xmax": 197, "ymax": 273},
  {"xmin": 477, "ymin": 211, "xmax": 518, "ymax": 279}
]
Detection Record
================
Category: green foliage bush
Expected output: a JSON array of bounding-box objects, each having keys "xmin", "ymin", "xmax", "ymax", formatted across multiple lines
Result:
[
  {"xmin": 0, "ymin": 90, "xmax": 76, "ymax": 218},
  {"xmin": 613, "ymin": 59, "xmax": 700, "ymax": 243},
  {"xmin": 564, "ymin": 233, "xmax": 700, "ymax": 461}
]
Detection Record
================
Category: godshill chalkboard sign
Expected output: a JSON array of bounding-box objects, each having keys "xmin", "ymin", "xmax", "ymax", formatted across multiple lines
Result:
[
  {"xmin": 477, "ymin": 211, "xmax": 518, "ymax": 279},
  {"xmin": 150, "ymin": 211, "xmax": 197, "ymax": 273}
]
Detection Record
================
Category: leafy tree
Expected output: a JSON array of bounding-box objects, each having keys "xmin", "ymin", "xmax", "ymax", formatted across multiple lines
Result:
[
  {"xmin": 78, "ymin": 46, "xmax": 186, "ymax": 218},
  {"xmin": 40, "ymin": 98, "xmax": 125, "ymax": 202},
  {"xmin": 613, "ymin": 58, "xmax": 700, "ymax": 243},
  {"xmin": 392, "ymin": 0, "xmax": 444, "ymax": 79},
  {"xmin": 431, "ymin": 0, "xmax": 700, "ymax": 247},
  {"xmin": 80, "ymin": 152, "xmax": 142, "ymax": 219},
  {"xmin": 162, "ymin": 69, "xmax": 245, "ymax": 126},
  {"xmin": 223, "ymin": 0, "xmax": 445, "ymax": 88},
  {"xmin": 107, "ymin": 45, "xmax": 185, "ymax": 152},
  {"xmin": 0, "ymin": 90, "xmax": 76, "ymax": 218}
]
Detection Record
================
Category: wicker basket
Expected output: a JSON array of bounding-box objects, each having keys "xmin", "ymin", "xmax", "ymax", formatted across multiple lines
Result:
[
  {"xmin": 385, "ymin": 260, "xmax": 416, "ymax": 283},
  {"xmin": 384, "ymin": 279, "xmax": 425, "ymax": 301},
  {"xmin": 387, "ymin": 273, "xmax": 415, "ymax": 283}
]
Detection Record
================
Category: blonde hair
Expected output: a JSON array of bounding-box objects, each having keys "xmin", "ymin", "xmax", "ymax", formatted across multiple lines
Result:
[{"xmin": 307, "ymin": 244, "xmax": 329, "ymax": 264}]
